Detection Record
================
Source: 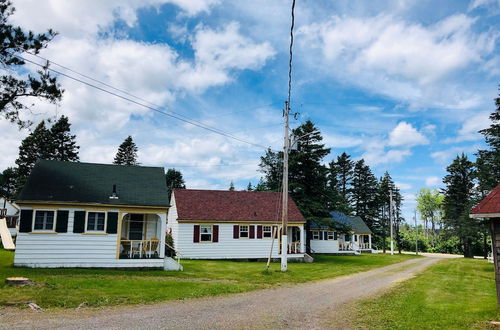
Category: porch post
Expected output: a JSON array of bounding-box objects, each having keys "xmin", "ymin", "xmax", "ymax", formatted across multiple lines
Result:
[
  {"xmin": 300, "ymin": 225, "xmax": 305, "ymax": 253},
  {"xmin": 369, "ymin": 234, "xmax": 372, "ymax": 250},
  {"xmin": 159, "ymin": 213, "xmax": 167, "ymax": 258}
]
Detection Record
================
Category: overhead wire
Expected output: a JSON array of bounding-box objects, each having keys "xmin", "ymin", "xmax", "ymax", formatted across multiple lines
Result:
[{"xmin": 16, "ymin": 54, "xmax": 269, "ymax": 150}]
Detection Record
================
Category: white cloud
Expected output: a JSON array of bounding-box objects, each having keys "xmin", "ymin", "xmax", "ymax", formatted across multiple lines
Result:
[
  {"xmin": 425, "ymin": 176, "xmax": 441, "ymax": 187},
  {"xmin": 430, "ymin": 145, "xmax": 480, "ymax": 164},
  {"xmin": 445, "ymin": 111, "xmax": 491, "ymax": 143},
  {"xmin": 388, "ymin": 122, "xmax": 428, "ymax": 147},
  {"xmin": 468, "ymin": 0, "xmax": 500, "ymax": 11},
  {"xmin": 361, "ymin": 137, "xmax": 412, "ymax": 166},
  {"xmin": 395, "ymin": 181, "xmax": 412, "ymax": 190}
]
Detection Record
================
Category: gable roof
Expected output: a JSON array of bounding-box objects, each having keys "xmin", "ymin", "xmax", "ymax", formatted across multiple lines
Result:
[
  {"xmin": 470, "ymin": 184, "xmax": 500, "ymax": 217},
  {"xmin": 310, "ymin": 211, "xmax": 372, "ymax": 234},
  {"xmin": 18, "ymin": 160, "xmax": 168, "ymax": 207},
  {"xmin": 173, "ymin": 189, "xmax": 306, "ymax": 223}
]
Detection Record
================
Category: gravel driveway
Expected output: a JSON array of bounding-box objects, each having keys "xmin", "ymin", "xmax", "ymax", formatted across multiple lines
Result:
[{"xmin": 0, "ymin": 256, "xmax": 439, "ymax": 330}]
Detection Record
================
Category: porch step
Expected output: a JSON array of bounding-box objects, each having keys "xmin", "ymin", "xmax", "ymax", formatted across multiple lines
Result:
[
  {"xmin": 164, "ymin": 257, "xmax": 183, "ymax": 271},
  {"xmin": 303, "ymin": 253, "xmax": 314, "ymax": 263}
]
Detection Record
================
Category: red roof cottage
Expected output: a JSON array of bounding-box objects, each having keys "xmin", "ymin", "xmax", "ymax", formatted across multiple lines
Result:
[
  {"xmin": 470, "ymin": 184, "xmax": 500, "ymax": 305},
  {"xmin": 167, "ymin": 189, "xmax": 307, "ymax": 260}
]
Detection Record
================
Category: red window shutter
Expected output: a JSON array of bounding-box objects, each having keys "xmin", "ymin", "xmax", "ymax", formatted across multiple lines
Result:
[
  {"xmin": 233, "ymin": 225, "xmax": 240, "ymax": 239},
  {"xmin": 249, "ymin": 225, "xmax": 255, "ymax": 239},
  {"xmin": 257, "ymin": 225, "xmax": 263, "ymax": 239},
  {"xmin": 193, "ymin": 225, "xmax": 200, "ymax": 243},
  {"xmin": 213, "ymin": 225, "xmax": 219, "ymax": 243}
]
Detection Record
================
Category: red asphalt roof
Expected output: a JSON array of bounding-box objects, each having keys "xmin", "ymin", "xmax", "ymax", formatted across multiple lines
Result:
[
  {"xmin": 173, "ymin": 189, "xmax": 306, "ymax": 223},
  {"xmin": 470, "ymin": 184, "xmax": 500, "ymax": 215}
]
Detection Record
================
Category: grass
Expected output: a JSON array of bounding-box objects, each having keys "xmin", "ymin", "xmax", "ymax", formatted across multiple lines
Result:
[
  {"xmin": 350, "ymin": 258, "xmax": 500, "ymax": 329},
  {"xmin": 0, "ymin": 249, "xmax": 416, "ymax": 309}
]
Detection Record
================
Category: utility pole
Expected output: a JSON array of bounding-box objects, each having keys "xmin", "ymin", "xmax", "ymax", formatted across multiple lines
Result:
[
  {"xmin": 414, "ymin": 209, "xmax": 418, "ymax": 255},
  {"xmin": 281, "ymin": 101, "xmax": 290, "ymax": 272},
  {"xmin": 390, "ymin": 190, "xmax": 394, "ymax": 255}
]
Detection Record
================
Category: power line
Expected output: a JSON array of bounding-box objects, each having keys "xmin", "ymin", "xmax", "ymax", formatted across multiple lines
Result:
[{"xmin": 17, "ymin": 54, "xmax": 269, "ymax": 150}]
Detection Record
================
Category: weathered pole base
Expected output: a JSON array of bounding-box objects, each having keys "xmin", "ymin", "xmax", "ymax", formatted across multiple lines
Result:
[{"xmin": 5, "ymin": 277, "xmax": 33, "ymax": 286}]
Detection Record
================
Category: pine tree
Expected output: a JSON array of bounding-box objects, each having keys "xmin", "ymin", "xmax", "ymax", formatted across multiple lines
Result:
[
  {"xmin": 476, "ymin": 92, "xmax": 500, "ymax": 194},
  {"xmin": 1, "ymin": 1, "xmax": 63, "ymax": 128},
  {"xmin": 165, "ymin": 168, "xmax": 185, "ymax": 201},
  {"xmin": 229, "ymin": 181, "xmax": 235, "ymax": 191},
  {"xmin": 0, "ymin": 167, "xmax": 16, "ymax": 201},
  {"xmin": 113, "ymin": 136, "xmax": 139, "ymax": 165},
  {"xmin": 351, "ymin": 159, "xmax": 379, "ymax": 237},
  {"xmin": 50, "ymin": 115, "xmax": 79, "ymax": 161},
  {"xmin": 247, "ymin": 182, "xmax": 253, "ymax": 191},
  {"xmin": 327, "ymin": 152, "xmax": 354, "ymax": 214},
  {"xmin": 15, "ymin": 121, "xmax": 52, "ymax": 192},
  {"xmin": 258, "ymin": 148, "xmax": 282, "ymax": 191},
  {"xmin": 254, "ymin": 178, "xmax": 267, "ymax": 191},
  {"xmin": 442, "ymin": 153, "xmax": 478, "ymax": 258}
]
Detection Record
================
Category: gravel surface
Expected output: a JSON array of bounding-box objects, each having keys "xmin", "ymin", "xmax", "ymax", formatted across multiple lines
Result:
[{"xmin": 0, "ymin": 256, "xmax": 439, "ymax": 330}]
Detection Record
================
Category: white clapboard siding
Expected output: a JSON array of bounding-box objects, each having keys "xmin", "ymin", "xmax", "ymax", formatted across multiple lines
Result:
[{"xmin": 311, "ymin": 239, "xmax": 340, "ymax": 253}]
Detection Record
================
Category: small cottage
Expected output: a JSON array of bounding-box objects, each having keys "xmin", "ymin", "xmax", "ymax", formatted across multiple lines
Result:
[
  {"xmin": 309, "ymin": 211, "xmax": 375, "ymax": 254},
  {"xmin": 14, "ymin": 160, "xmax": 180, "ymax": 270},
  {"xmin": 167, "ymin": 189, "xmax": 307, "ymax": 260},
  {"xmin": 1, "ymin": 198, "xmax": 19, "ymax": 237}
]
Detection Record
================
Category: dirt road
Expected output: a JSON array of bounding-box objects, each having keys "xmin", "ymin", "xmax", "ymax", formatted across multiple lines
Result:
[{"xmin": 0, "ymin": 256, "xmax": 440, "ymax": 329}]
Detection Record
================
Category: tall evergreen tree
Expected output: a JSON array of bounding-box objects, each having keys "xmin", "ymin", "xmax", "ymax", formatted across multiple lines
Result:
[
  {"xmin": 165, "ymin": 168, "xmax": 185, "ymax": 201},
  {"xmin": 258, "ymin": 148, "xmax": 282, "ymax": 191},
  {"xmin": 247, "ymin": 182, "xmax": 253, "ymax": 191},
  {"xmin": 0, "ymin": 167, "xmax": 16, "ymax": 201},
  {"xmin": 1, "ymin": 1, "xmax": 63, "ymax": 128},
  {"xmin": 229, "ymin": 181, "xmax": 235, "ymax": 191},
  {"xmin": 476, "ymin": 92, "xmax": 500, "ymax": 194},
  {"xmin": 113, "ymin": 136, "xmax": 139, "ymax": 165},
  {"xmin": 50, "ymin": 115, "xmax": 79, "ymax": 161},
  {"xmin": 15, "ymin": 120, "xmax": 52, "ymax": 191},
  {"xmin": 327, "ymin": 152, "xmax": 354, "ymax": 214},
  {"xmin": 351, "ymin": 159, "xmax": 379, "ymax": 237},
  {"xmin": 442, "ymin": 153, "xmax": 478, "ymax": 258}
]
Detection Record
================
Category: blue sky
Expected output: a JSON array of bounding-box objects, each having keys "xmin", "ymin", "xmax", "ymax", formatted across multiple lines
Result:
[{"xmin": 2, "ymin": 0, "xmax": 499, "ymax": 220}]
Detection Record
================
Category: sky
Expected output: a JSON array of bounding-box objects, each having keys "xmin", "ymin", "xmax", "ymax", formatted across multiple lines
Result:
[{"xmin": 2, "ymin": 0, "xmax": 499, "ymax": 221}]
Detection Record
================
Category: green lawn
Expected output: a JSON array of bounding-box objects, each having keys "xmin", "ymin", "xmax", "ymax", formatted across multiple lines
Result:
[
  {"xmin": 0, "ymin": 250, "xmax": 416, "ymax": 309},
  {"xmin": 351, "ymin": 258, "xmax": 500, "ymax": 329}
]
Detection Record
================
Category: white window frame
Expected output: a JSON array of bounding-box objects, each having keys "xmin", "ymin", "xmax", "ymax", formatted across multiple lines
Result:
[
  {"xmin": 263, "ymin": 225, "xmax": 272, "ymax": 238},
  {"xmin": 199, "ymin": 225, "xmax": 213, "ymax": 243},
  {"xmin": 312, "ymin": 231, "xmax": 320, "ymax": 240},
  {"xmin": 239, "ymin": 225, "xmax": 249, "ymax": 238},
  {"xmin": 85, "ymin": 211, "xmax": 107, "ymax": 233},
  {"xmin": 32, "ymin": 209, "xmax": 57, "ymax": 232},
  {"xmin": 328, "ymin": 231, "xmax": 334, "ymax": 240}
]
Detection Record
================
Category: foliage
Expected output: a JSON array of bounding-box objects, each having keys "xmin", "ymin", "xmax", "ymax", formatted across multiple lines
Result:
[
  {"xmin": 327, "ymin": 152, "xmax": 354, "ymax": 214},
  {"xmin": 351, "ymin": 159, "xmax": 379, "ymax": 232},
  {"xmin": 375, "ymin": 172, "xmax": 403, "ymax": 253},
  {"xmin": 351, "ymin": 258, "xmax": 499, "ymax": 329},
  {"xmin": 0, "ymin": 167, "xmax": 16, "ymax": 200},
  {"xmin": 49, "ymin": 115, "xmax": 79, "ymax": 162},
  {"xmin": 442, "ymin": 153, "xmax": 479, "ymax": 258},
  {"xmin": 229, "ymin": 181, "xmax": 235, "ymax": 191},
  {"xmin": 476, "ymin": 91, "xmax": 500, "ymax": 194},
  {"xmin": 0, "ymin": 0, "xmax": 63, "ymax": 128},
  {"xmin": 0, "ymin": 249, "xmax": 416, "ymax": 309},
  {"xmin": 257, "ymin": 148, "xmax": 282, "ymax": 191},
  {"xmin": 416, "ymin": 188, "xmax": 444, "ymax": 248},
  {"xmin": 165, "ymin": 168, "xmax": 185, "ymax": 200},
  {"xmin": 113, "ymin": 136, "xmax": 139, "ymax": 166}
]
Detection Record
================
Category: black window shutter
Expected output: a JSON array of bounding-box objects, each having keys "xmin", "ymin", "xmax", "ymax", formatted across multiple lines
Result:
[
  {"xmin": 73, "ymin": 211, "xmax": 86, "ymax": 233},
  {"xmin": 107, "ymin": 212, "xmax": 119, "ymax": 234},
  {"xmin": 334, "ymin": 232, "xmax": 338, "ymax": 240},
  {"xmin": 324, "ymin": 231, "xmax": 328, "ymax": 240},
  {"xmin": 319, "ymin": 230, "xmax": 323, "ymax": 240},
  {"xmin": 307, "ymin": 230, "xmax": 312, "ymax": 240},
  {"xmin": 56, "ymin": 210, "xmax": 69, "ymax": 233},
  {"xmin": 19, "ymin": 210, "xmax": 33, "ymax": 232}
]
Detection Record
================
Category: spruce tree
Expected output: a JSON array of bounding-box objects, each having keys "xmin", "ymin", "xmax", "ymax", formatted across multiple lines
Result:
[
  {"xmin": 0, "ymin": 1, "xmax": 63, "ymax": 128},
  {"xmin": 113, "ymin": 136, "xmax": 139, "ymax": 165},
  {"xmin": 247, "ymin": 182, "xmax": 253, "ymax": 191},
  {"xmin": 0, "ymin": 167, "xmax": 16, "ymax": 201},
  {"xmin": 442, "ymin": 153, "xmax": 478, "ymax": 258},
  {"xmin": 476, "ymin": 92, "xmax": 500, "ymax": 194},
  {"xmin": 258, "ymin": 148, "xmax": 282, "ymax": 191},
  {"xmin": 351, "ymin": 159, "xmax": 379, "ymax": 234},
  {"xmin": 327, "ymin": 152, "xmax": 354, "ymax": 214},
  {"xmin": 50, "ymin": 115, "xmax": 79, "ymax": 161},
  {"xmin": 229, "ymin": 181, "xmax": 235, "ymax": 191},
  {"xmin": 165, "ymin": 168, "xmax": 185, "ymax": 201},
  {"xmin": 15, "ymin": 121, "xmax": 52, "ymax": 192},
  {"xmin": 376, "ymin": 172, "xmax": 403, "ymax": 253}
]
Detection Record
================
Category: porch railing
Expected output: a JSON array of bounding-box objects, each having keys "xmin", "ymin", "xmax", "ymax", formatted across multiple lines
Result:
[
  {"xmin": 288, "ymin": 241, "xmax": 302, "ymax": 254},
  {"xmin": 359, "ymin": 243, "xmax": 370, "ymax": 249},
  {"xmin": 339, "ymin": 241, "xmax": 353, "ymax": 251},
  {"xmin": 120, "ymin": 239, "xmax": 160, "ymax": 259}
]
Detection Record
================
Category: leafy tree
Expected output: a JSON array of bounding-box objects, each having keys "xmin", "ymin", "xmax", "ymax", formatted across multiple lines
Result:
[
  {"xmin": 442, "ymin": 153, "xmax": 478, "ymax": 258},
  {"xmin": 49, "ymin": 115, "xmax": 79, "ymax": 161},
  {"xmin": 113, "ymin": 136, "xmax": 139, "ymax": 166},
  {"xmin": 14, "ymin": 120, "xmax": 52, "ymax": 191},
  {"xmin": 246, "ymin": 182, "xmax": 253, "ymax": 191},
  {"xmin": 416, "ymin": 188, "xmax": 444, "ymax": 247},
  {"xmin": 229, "ymin": 181, "xmax": 235, "ymax": 191},
  {"xmin": 476, "ymin": 92, "xmax": 500, "ymax": 194},
  {"xmin": 0, "ymin": 167, "xmax": 16, "ymax": 201},
  {"xmin": 0, "ymin": 0, "xmax": 63, "ymax": 128},
  {"xmin": 165, "ymin": 168, "xmax": 185, "ymax": 201}
]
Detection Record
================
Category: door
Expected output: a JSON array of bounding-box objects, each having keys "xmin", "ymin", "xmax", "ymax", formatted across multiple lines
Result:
[{"xmin": 128, "ymin": 214, "xmax": 144, "ymax": 240}]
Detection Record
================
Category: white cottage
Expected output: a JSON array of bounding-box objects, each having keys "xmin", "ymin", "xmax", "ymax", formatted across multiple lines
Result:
[
  {"xmin": 167, "ymin": 189, "xmax": 307, "ymax": 260},
  {"xmin": 309, "ymin": 211, "xmax": 375, "ymax": 254},
  {"xmin": 14, "ymin": 160, "xmax": 180, "ymax": 270}
]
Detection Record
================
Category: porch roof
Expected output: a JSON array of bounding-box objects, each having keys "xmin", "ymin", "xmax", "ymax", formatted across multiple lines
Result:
[
  {"xmin": 18, "ymin": 160, "xmax": 168, "ymax": 207},
  {"xmin": 470, "ymin": 184, "xmax": 500, "ymax": 218}
]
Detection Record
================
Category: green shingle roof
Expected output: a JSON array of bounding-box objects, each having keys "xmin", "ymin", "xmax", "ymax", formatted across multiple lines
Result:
[
  {"xmin": 18, "ymin": 160, "xmax": 168, "ymax": 207},
  {"xmin": 346, "ymin": 215, "xmax": 372, "ymax": 234}
]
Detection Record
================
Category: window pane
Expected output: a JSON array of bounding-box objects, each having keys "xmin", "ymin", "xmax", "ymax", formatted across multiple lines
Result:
[
  {"xmin": 34, "ymin": 212, "xmax": 45, "ymax": 230},
  {"xmin": 87, "ymin": 213, "xmax": 96, "ymax": 231},
  {"xmin": 45, "ymin": 212, "xmax": 54, "ymax": 229},
  {"xmin": 200, "ymin": 233, "xmax": 212, "ymax": 242},
  {"xmin": 201, "ymin": 226, "xmax": 211, "ymax": 234},
  {"xmin": 87, "ymin": 212, "xmax": 105, "ymax": 231}
]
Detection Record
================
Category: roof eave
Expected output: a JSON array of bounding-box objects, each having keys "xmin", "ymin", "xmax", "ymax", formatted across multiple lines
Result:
[{"xmin": 470, "ymin": 212, "xmax": 500, "ymax": 219}]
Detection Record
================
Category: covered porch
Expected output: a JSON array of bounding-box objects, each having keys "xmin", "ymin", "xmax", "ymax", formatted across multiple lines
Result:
[
  {"xmin": 278, "ymin": 225, "xmax": 305, "ymax": 255},
  {"xmin": 355, "ymin": 234, "xmax": 372, "ymax": 250},
  {"xmin": 119, "ymin": 213, "xmax": 165, "ymax": 259}
]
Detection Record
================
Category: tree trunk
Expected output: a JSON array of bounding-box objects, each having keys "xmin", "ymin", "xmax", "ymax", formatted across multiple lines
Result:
[
  {"xmin": 484, "ymin": 229, "xmax": 488, "ymax": 260},
  {"xmin": 431, "ymin": 217, "xmax": 435, "ymax": 248}
]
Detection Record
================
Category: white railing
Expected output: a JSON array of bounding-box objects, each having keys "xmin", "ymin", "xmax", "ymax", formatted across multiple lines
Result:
[
  {"xmin": 359, "ymin": 243, "xmax": 371, "ymax": 249},
  {"xmin": 288, "ymin": 241, "xmax": 302, "ymax": 254},
  {"xmin": 339, "ymin": 241, "xmax": 353, "ymax": 250},
  {"xmin": 120, "ymin": 239, "xmax": 160, "ymax": 259}
]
